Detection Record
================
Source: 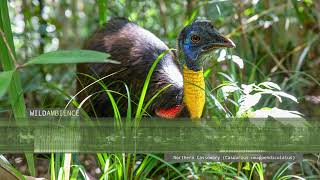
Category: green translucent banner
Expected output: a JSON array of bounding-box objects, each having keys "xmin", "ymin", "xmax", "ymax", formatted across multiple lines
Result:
[{"xmin": 0, "ymin": 118, "xmax": 319, "ymax": 153}]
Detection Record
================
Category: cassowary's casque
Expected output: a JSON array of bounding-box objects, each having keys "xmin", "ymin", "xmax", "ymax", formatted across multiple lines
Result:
[{"xmin": 77, "ymin": 18, "xmax": 235, "ymax": 118}]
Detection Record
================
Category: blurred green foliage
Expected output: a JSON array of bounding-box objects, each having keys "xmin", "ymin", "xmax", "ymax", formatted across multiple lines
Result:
[{"xmin": 1, "ymin": 0, "xmax": 320, "ymax": 179}]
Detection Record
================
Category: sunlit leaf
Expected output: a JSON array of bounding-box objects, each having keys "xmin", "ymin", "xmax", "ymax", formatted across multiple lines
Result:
[
  {"xmin": 230, "ymin": 55, "xmax": 244, "ymax": 69},
  {"xmin": 217, "ymin": 52, "xmax": 244, "ymax": 69},
  {"xmin": 237, "ymin": 93, "xmax": 262, "ymax": 116},
  {"xmin": 252, "ymin": 107, "xmax": 303, "ymax": 118},
  {"xmin": 250, "ymin": 108, "xmax": 306, "ymax": 128},
  {"xmin": 261, "ymin": 89, "xmax": 298, "ymax": 103},
  {"xmin": 259, "ymin": 81, "xmax": 281, "ymax": 90},
  {"xmin": 275, "ymin": 91, "xmax": 298, "ymax": 103},
  {"xmin": 239, "ymin": 93, "xmax": 261, "ymax": 108},
  {"xmin": 217, "ymin": 49, "xmax": 227, "ymax": 62},
  {"xmin": 220, "ymin": 85, "xmax": 239, "ymax": 98},
  {"xmin": 241, "ymin": 84, "xmax": 255, "ymax": 94},
  {"xmin": 270, "ymin": 92, "xmax": 283, "ymax": 102}
]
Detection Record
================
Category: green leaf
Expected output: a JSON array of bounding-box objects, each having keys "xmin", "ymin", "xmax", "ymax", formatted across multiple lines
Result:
[
  {"xmin": 24, "ymin": 50, "xmax": 118, "ymax": 66},
  {"xmin": 0, "ymin": 70, "xmax": 14, "ymax": 98}
]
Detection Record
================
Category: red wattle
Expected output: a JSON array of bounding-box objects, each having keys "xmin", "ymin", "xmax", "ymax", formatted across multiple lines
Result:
[{"xmin": 155, "ymin": 105, "xmax": 183, "ymax": 119}]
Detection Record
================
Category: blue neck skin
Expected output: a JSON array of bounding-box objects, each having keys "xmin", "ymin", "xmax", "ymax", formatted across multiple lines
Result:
[{"xmin": 179, "ymin": 41, "xmax": 207, "ymax": 72}]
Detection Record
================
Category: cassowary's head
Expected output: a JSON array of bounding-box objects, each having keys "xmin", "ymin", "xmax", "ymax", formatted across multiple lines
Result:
[{"xmin": 178, "ymin": 19, "xmax": 235, "ymax": 71}]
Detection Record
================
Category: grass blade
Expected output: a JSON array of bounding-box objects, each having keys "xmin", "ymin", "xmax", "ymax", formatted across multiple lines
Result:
[
  {"xmin": 134, "ymin": 49, "xmax": 171, "ymax": 123},
  {"xmin": 0, "ymin": 155, "xmax": 25, "ymax": 180}
]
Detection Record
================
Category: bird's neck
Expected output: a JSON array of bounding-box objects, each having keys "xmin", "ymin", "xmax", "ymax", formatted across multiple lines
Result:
[
  {"xmin": 183, "ymin": 65, "xmax": 205, "ymax": 119},
  {"xmin": 177, "ymin": 46, "xmax": 203, "ymax": 71}
]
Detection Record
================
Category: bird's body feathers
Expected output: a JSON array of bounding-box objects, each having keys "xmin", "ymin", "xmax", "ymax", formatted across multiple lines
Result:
[{"xmin": 77, "ymin": 18, "xmax": 185, "ymax": 117}]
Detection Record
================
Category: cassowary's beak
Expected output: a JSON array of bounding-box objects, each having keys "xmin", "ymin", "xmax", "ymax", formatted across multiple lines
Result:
[{"xmin": 202, "ymin": 35, "xmax": 236, "ymax": 51}]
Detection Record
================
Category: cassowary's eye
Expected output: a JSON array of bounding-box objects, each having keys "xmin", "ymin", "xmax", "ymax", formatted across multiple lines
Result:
[{"xmin": 191, "ymin": 35, "xmax": 200, "ymax": 43}]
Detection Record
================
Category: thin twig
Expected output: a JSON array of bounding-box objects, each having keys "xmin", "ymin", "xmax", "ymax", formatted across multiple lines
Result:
[{"xmin": 0, "ymin": 27, "xmax": 18, "ymax": 67}]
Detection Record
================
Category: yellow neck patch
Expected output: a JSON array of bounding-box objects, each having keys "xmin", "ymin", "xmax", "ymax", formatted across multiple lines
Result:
[{"xmin": 183, "ymin": 66, "xmax": 205, "ymax": 119}]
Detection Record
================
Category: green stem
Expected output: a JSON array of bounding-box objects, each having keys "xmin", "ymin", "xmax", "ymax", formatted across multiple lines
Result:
[
  {"xmin": 98, "ymin": 0, "xmax": 108, "ymax": 26},
  {"xmin": 0, "ymin": 1, "xmax": 35, "ymax": 176}
]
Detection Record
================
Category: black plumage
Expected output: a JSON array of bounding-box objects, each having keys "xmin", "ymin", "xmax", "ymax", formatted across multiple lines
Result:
[{"xmin": 77, "ymin": 18, "xmax": 185, "ymax": 117}]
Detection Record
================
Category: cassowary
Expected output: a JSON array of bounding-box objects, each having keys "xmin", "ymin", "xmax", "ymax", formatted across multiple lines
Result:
[{"xmin": 77, "ymin": 18, "xmax": 235, "ymax": 118}]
